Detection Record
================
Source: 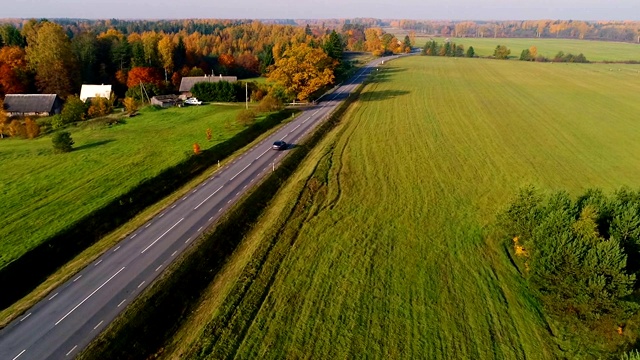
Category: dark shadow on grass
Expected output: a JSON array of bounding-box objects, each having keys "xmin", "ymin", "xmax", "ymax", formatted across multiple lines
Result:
[
  {"xmin": 360, "ymin": 89, "xmax": 411, "ymax": 101},
  {"xmin": 74, "ymin": 139, "xmax": 115, "ymax": 152}
]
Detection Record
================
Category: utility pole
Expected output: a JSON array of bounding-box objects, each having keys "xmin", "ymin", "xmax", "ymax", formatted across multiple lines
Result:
[{"xmin": 245, "ymin": 82, "xmax": 248, "ymax": 110}]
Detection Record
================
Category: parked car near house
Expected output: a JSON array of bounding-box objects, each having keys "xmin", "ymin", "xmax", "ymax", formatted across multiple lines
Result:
[{"xmin": 184, "ymin": 97, "xmax": 202, "ymax": 105}]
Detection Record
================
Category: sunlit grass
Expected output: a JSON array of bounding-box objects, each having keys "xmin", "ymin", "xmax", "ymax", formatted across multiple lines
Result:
[
  {"xmin": 0, "ymin": 105, "xmax": 246, "ymax": 270},
  {"xmin": 173, "ymin": 56, "xmax": 640, "ymax": 359}
]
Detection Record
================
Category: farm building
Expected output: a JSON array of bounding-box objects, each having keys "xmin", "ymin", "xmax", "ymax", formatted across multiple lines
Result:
[
  {"xmin": 80, "ymin": 84, "xmax": 112, "ymax": 102},
  {"xmin": 150, "ymin": 94, "xmax": 181, "ymax": 108},
  {"xmin": 179, "ymin": 74, "xmax": 237, "ymax": 97},
  {"xmin": 3, "ymin": 94, "xmax": 63, "ymax": 117}
]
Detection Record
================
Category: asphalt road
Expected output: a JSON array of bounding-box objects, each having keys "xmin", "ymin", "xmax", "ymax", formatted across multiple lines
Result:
[{"xmin": 0, "ymin": 55, "xmax": 400, "ymax": 360}]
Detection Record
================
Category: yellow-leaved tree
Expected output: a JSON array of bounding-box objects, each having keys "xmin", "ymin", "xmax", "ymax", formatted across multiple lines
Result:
[{"xmin": 267, "ymin": 42, "xmax": 336, "ymax": 102}]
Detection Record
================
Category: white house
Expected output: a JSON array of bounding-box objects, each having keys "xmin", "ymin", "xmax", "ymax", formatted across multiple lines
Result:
[{"xmin": 80, "ymin": 84, "xmax": 112, "ymax": 102}]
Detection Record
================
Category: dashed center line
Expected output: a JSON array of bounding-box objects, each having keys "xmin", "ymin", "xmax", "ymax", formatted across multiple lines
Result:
[
  {"xmin": 49, "ymin": 293, "xmax": 58, "ymax": 301},
  {"xmin": 171, "ymin": 251, "xmax": 178, "ymax": 257},
  {"xmin": 194, "ymin": 185, "xmax": 224, "ymax": 210},
  {"xmin": 138, "ymin": 281, "xmax": 145, "ymax": 289},
  {"xmin": 93, "ymin": 320, "xmax": 104, "ymax": 330},
  {"xmin": 113, "ymin": 246, "xmax": 120, "ymax": 252},
  {"xmin": 66, "ymin": 345, "xmax": 77, "ymax": 356},
  {"xmin": 12, "ymin": 350, "xmax": 26, "ymax": 360},
  {"xmin": 55, "ymin": 267, "xmax": 126, "ymax": 326},
  {"xmin": 117, "ymin": 299, "xmax": 126, "ymax": 307},
  {"xmin": 141, "ymin": 218, "xmax": 184, "ymax": 254},
  {"xmin": 20, "ymin": 313, "xmax": 31, "ymax": 322},
  {"xmin": 94, "ymin": 259, "xmax": 103, "ymax": 266},
  {"xmin": 73, "ymin": 275, "xmax": 82, "ymax": 282},
  {"xmin": 155, "ymin": 265, "xmax": 163, "ymax": 272},
  {"xmin": 230, "ymin": 163, "xmax": 252, "ymax": 181}
]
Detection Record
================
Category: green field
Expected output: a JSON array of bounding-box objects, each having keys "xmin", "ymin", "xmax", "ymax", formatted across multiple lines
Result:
[
  {"xmin": 170, "ymin": 56, "xmax": 640, "ymax": 359},
  {"xmin": 0, "ymin": 105, "xmax": 247, "ymax": 270},
  {"xmin": 415, "ymin": 36, "xmax": 640, "ymax": 62}
]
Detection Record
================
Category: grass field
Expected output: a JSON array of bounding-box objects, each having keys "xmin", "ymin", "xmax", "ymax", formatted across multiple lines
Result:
[
  {"xmin": 166, "ymin": 56, "xmax": 640, "ymax": 359},
  {"xmin": 0, "ymin": 105, "xmax": 247, "ymax": 270},
  {"xmin": 414, "ymin": 36, "xmax": 640, "ymax": 62}
]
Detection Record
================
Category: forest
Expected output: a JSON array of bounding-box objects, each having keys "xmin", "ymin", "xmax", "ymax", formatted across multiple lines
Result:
[{"xmin": 0, "ymin": 19, "xmax": 409, "ymax": 101}]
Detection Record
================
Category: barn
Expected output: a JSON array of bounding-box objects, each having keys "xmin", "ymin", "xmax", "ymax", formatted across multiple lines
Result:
[{"xmin": 3, "ymin": 94, "xmax": 63, "ymax": 117}]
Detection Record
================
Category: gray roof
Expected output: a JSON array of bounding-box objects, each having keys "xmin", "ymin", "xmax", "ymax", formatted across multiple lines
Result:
[
  {"xmin": 179, "ymin": 75, "xmax": 238, "ymax": 92},
  {"xmin": 151, "ymin": 94, "xmax": 179, "ymax": 103},
  {"xmin": 4, "ymin": 94, "xmax": 60, "ymax": 113}
]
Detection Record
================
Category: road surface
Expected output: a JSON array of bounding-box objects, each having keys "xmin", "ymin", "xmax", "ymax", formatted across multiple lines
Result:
[{"xmin": 0, "ymin": 55, "xmax": 401, "ymax": 360}]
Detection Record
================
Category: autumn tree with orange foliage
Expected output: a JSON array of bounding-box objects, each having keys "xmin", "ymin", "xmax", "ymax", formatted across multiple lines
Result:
[
  {"xmin": 268, "ymin": 43, "xmax": 336, "ymax": 102},
  {"xmin": 24, "ymin": 118, "xmax": 40, "ymax": 139},
  {"xmin": 126, "ymin": 67, "xmax": 163, "ymax": 88}
]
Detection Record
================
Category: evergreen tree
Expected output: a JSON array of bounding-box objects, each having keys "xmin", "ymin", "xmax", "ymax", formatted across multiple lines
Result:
[{"xmin": 466, "ymin": 46, "xmax": 475, "ymax": 58}]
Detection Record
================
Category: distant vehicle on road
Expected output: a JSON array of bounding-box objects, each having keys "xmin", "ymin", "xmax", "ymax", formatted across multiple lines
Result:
[
  {"xmin": 272, "ymin": 140, "xmax": 288, "ymax": 150},
  {"xmin": 184, "ymin": 97, "xmax": 202, "ymax": 105}
]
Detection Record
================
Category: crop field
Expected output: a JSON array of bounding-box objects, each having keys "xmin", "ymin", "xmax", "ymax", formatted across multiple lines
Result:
[
  {"xmin": 415, "ymin": 36, "xmax": 640, "ymax": 62},
  {"xmin": 0, "ymin": 105, "xmax": 247, "ymax": 270},
  {"xmin": 168, "ymin": 56, "xmax": 640, "ymax": 359}
]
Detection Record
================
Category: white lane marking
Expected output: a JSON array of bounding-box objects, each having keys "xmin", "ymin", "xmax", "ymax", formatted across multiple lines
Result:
[
  {"xmin": 159, "ymin": 213, "xmax": 165, "ymax": 218},
  {"xmin": 227, "ymin": 200, "xmax": 232, "ymax": 204},
  {"xmin": 243, "ymin": 185, "xmax": 247, "ymax": 189},
  {"xmin": 73, "ymin": 275, "xmax": 82, "ymax": 282},
  {"xmin": 198, "ymin": 226, "xmax": 203, "ymax": 232},
  {"xmin": 194, "ymin": 185, "xmax": 224, "ymax": 210},
  {"xmin": 131, "ymin": 234, "xmax": 137, "ymax": 239},
  {"xmin": 141, "ymin": 218, "xmax": 184, "ymax": 254},
  {"xmin": 293, "ymin": 124, "xmax": 301, "ymax": 131},
  {"xmin": 113, "ymin": 246, "xmax": 120, "ymax": 252},
  {"xmin": 145, "ymin": 223, "xmax": 151, "ymax": 228},
  {"xmin": 55, "ymin": 267, "xmax": 126, "ymax": 325},
  {"xmin": 171, "ymin": 204, "xmax": 177, "ymax": 209},
  {"xmin": 209, "ymin": 217, "xmax": 214, "ymax": 222},
  {"xmin": 182, "ymin": 196, "xmax": 188, "ymax": 201},
  {"xmin": 230, "ymin": 163, "xmax": 252, "ymax": 181},
  {"xmin": 155, "ymin": 265, "xmax": 162, "ymax": 272},
  {"xmin": 12, "ymin": 350, "xmax": 26, "ymax": 360},
  {"xmin": 313, "ymin": 110, "xmax": 319, "ymax": 115},
  {"xmin": 235, "ymin": 192, "xmax": 240, "ymax": 197},
  {"xmin": 93, "ymin": 320, "xmax": 104, "ymax": 330},
  {"xmin": 20, "ymin": 313, "xmax": 31, "ymax": 322},
  {"xmin": 171, "ymin": 251, "xmax": 177, "ymax": 257},
  {"xmin": 49, "ymin": 293, "xmax": 58, "ymax": 301},
  {"xmin": 256, "ymin": 148, "xmax": 270, "ymax": 160},
  {"xmin": 66, "ymin": 345, "xmax": 77, "ymax": 356},
  {"xmin": 94, "ymin": 260, "xmax": 103, "ymax": 267},
  {"xmin": 117, "ymin": 299, "xmax": 126, "ymax": 307},
  {"xmin": 192, "ymin": 189, "xmax": 197, "ymax": 194},
  {"xmin": 185, "ymin": 237, "xmax": 192, "ymax": 244},
  {"xmin": 138, "ymin": 281, "xmax": 145, "ymax": 289},
  {"xmin": 218, "ymin": 209, "xmax": 222, "ymax": 212}
]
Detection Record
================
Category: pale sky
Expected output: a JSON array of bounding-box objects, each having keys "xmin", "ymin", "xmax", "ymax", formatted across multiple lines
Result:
[{"xmin": 4, "ymin": 0, "xmax": 639, "ymax": 21}]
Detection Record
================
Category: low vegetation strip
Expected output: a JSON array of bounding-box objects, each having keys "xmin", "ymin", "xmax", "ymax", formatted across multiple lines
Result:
[
  {"xmin": 0, "ymin": 106, "xmax": 295, "ymax": 309},
  {"xmin": 78, "ymin": 77, "xmax": 364, "ymax": 360},
  {"xmin": 415, "ymin": 37, "xmax": 640, "ymax": 62},
  {"xmin": 175, "ymin": 56, "xmax": 640, "ymax": 359}
]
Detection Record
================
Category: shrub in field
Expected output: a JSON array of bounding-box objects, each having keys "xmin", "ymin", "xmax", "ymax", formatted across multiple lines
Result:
[
  {"xmin": 193, "ymin": 142, "xmax": 201, "ymax": 155},
  {"xmin": 61, "ymin": 95, "xmax": 86, "ymax": 124},
  {"xmin": 257, "ymin": 94, "xmax": 283, "ymax": 112},
  {"xmin": 52, "ymin": 131, "xmax": 74, "ymax": 153},
  {"xmin": 24, "ymin": 118, "xmax": 40, "ymax": 139},
  {"xmin": 123, "ymin": 97, "xmax": 140, "ymax": 114},
  {"xmin": 236, "ymin": 109, "xmax": 256, "ymax": 126},
  {"xmin": 87, "ymin": 95, "xmax": 114, "ymax": 118},
  {"xmin": 8, "ymin": 119, "xmax": 25, "ymax": 138},
  {"xmin": 493, "ymin": 45, "xmax": 511, "ymax": 59}
]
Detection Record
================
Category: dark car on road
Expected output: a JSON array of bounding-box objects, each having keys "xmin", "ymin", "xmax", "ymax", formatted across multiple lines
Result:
[{"xmin": 272, "ymin": 140, "xmax": 288, "ymax": 150}]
